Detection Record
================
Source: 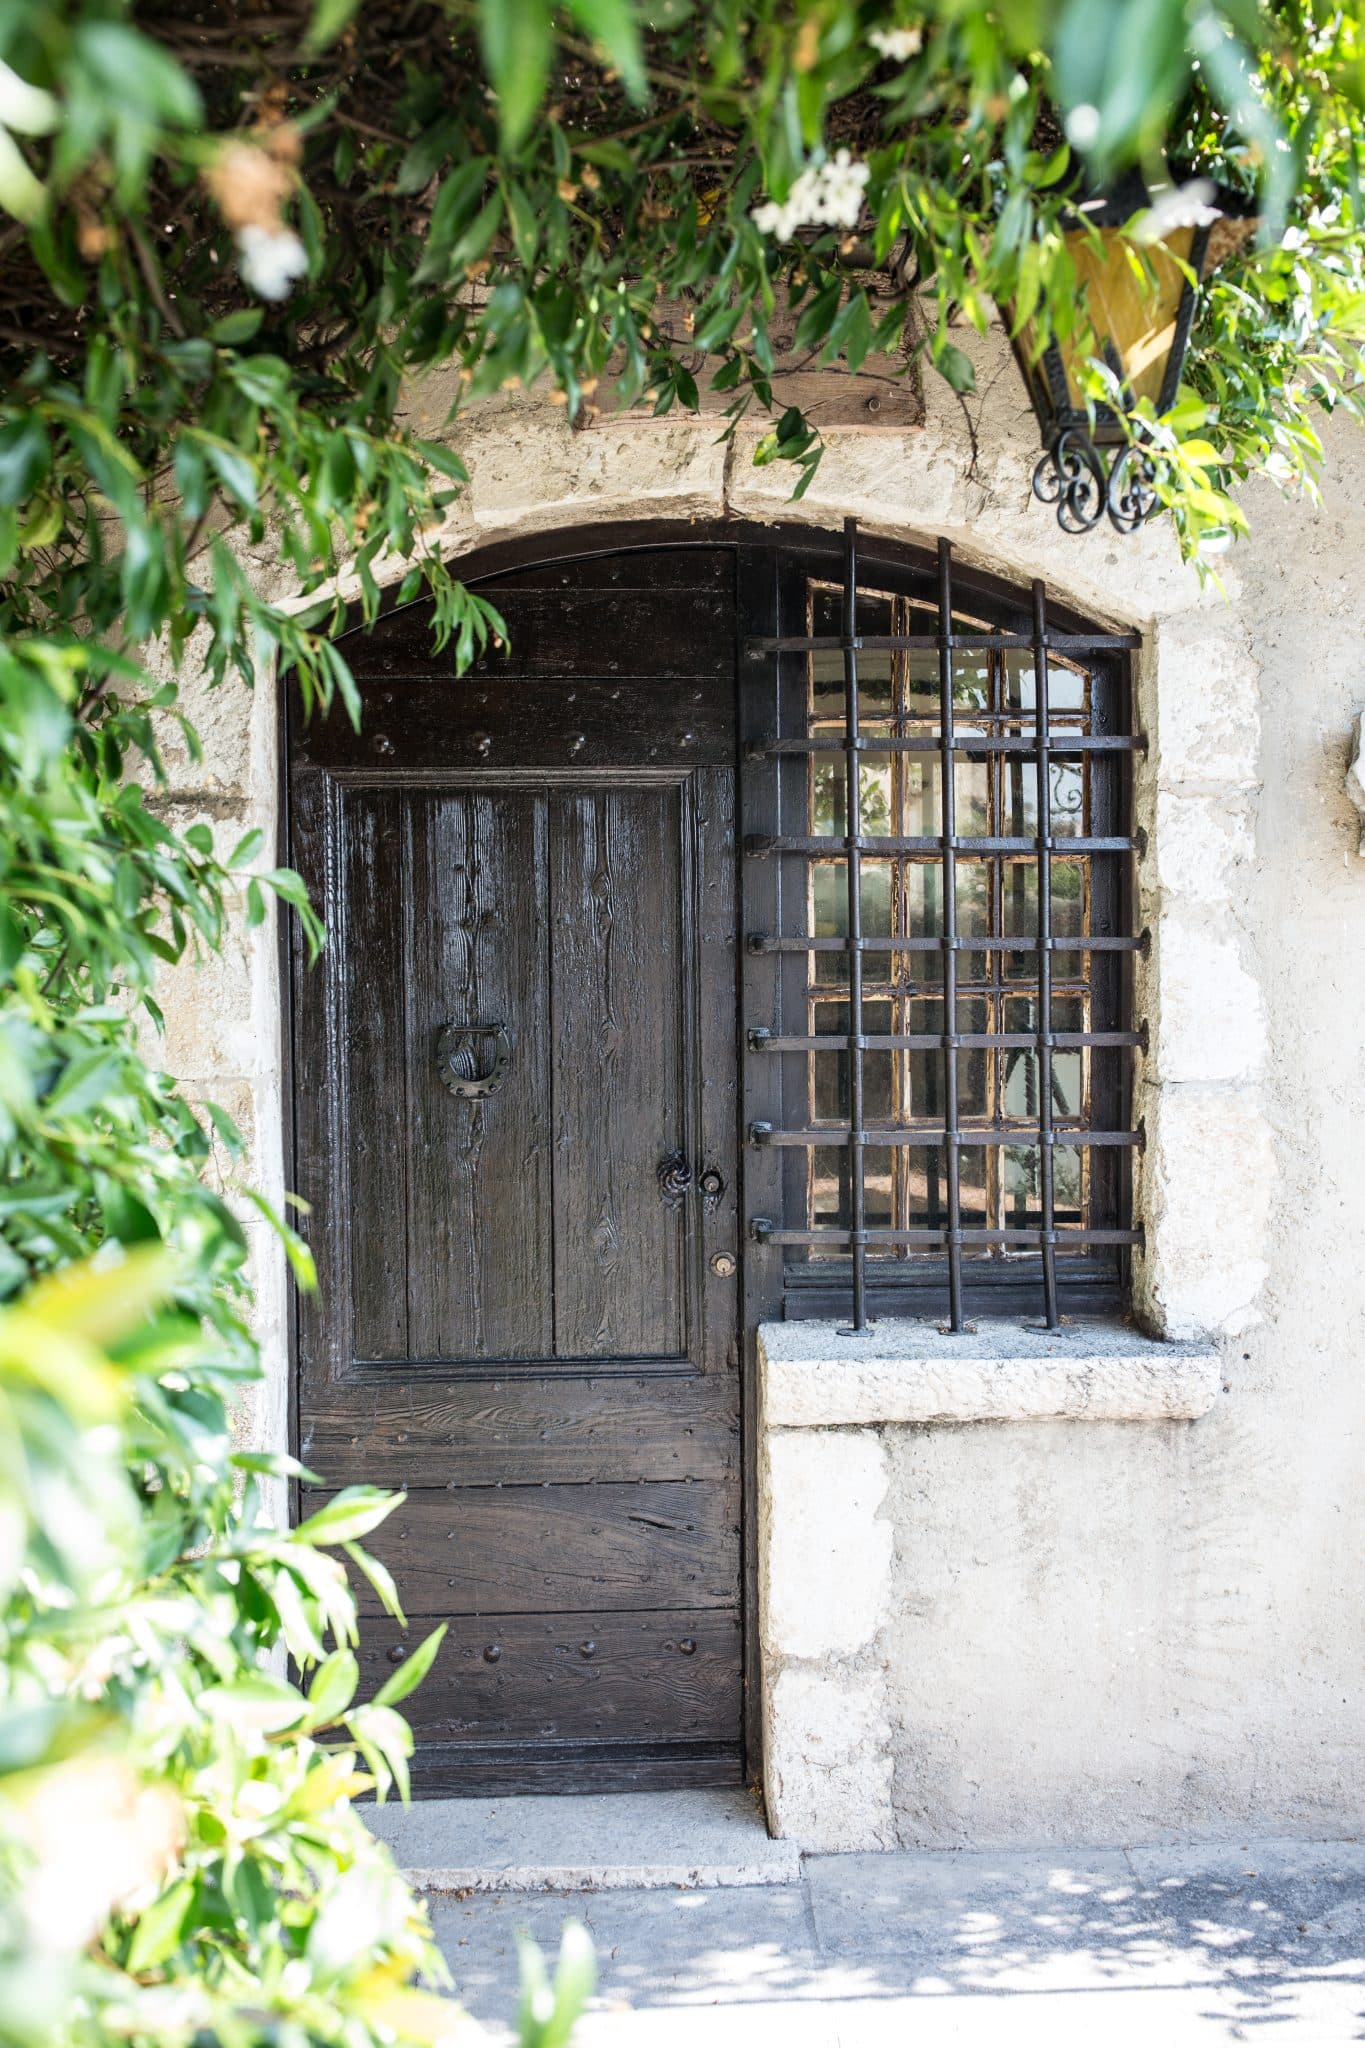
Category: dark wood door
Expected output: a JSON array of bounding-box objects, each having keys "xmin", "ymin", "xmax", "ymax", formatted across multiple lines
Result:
[{"xmin": 287, "ymin": 546, "xmax": 743, "ymax": 1793}]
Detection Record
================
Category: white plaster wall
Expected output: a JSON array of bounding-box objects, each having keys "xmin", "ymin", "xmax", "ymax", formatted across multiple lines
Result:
[{"xmin": 158, "ymin": 320, "xmax": 1365, "ymax": 1843}]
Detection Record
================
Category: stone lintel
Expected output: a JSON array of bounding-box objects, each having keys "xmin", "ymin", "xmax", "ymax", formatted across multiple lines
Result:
[{"xmin": 758, "ymin": 1318, "xmax": 1221, "ymax": 1427}]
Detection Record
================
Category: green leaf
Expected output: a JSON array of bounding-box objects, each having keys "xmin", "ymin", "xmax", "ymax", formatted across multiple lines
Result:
[
  {"xmin": 371, "ymin": 1624, "xmax": 446, "ymax": 1708},
  {"xmin": 412, "ymin": 439, "xmax": 469, "ymax": 484},
  {"xmin": 935, "ymin": 343, "xmax": 977, "ymax": 393},
  {"xmin": 307, "ymin": 1648, "xmax": 360, "ymax": 1723},
  {"xmin": 566, "ymin": 0, "xmax": 646, "ymax": 101},
  {"xmin": 200, "ymin": 437, "xmax": 259, "ymax": 512},
  {"xmin": 75, "ymin": 24, "xmax": 202, "ymax": 128},
  {"xmin": 200, "ymin": 1676, "xmax": 306, "ymax": 1735},
  {"xmin": 294, "ymin": 1487, "xmax": 402, "ymax": 1547},
  {"xmin": 208, "ymin": 308, "xmax": 265, "ymax": 344},
  {"xmin": 228, "ymin": 827, "xmax": 264, "ymax": 867},
  {"xmin": 480, "ymin": 0, "xmax": 554, "ymax": 153},
  {"xmin": 125, "ymin": 1877, "xmax": 195, "ymax": 1974},
  {"xmin": 306, "ymin": 0, "xmax": 362, "ymax": 49},
  {"xmin": 0, "ymin": 416, "xmax": 50, "ymax": 505}
]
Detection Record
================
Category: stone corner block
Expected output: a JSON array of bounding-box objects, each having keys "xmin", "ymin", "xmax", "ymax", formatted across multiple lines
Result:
[
  {"xmin": 762, "ymin": 1665, "xmax": 895, "ymax": 1852},
  {"xmin": 760, "ymin": 1430, "xmax": 891, "ymax": 1663}
]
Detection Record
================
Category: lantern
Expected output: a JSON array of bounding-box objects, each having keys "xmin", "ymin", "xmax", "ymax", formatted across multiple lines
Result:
[{"xmin": 1013, "ymin": 169, "xmax": 1257, "ymax": 534}]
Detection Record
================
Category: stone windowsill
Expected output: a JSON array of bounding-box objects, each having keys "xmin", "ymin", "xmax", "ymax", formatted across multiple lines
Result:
[{"xmin": 757, "ymin": 1318, "xmax": 1221, "ymax": 1427}]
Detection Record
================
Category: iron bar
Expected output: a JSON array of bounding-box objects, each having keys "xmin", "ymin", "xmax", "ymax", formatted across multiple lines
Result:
[
  {"xmin": 753, "ymin": 1225, "xmax": 1143, "ymax": 1247},
  {"xmin": 749, "ymin": 932, "xmax": 1146, "ymax": 955},
  {"xmin": 751, "ymin": 1029, "xmax": 1142, "ymax": 1052},
  {"xmin": 747, "ymin": 630, "xmax": 1141, "ymax": 654},
  {"xmin": 937, "ymin": 538, "xmax": 965, "ymax": 1329},
  {"xmin": 749, "ymin": 734, "xmax": 1147, "ymax": 758},
  {"xmin": 1032, "ymin": 577, "xmax": 1060, "ymax": 1328},
  {"xmin": 841, "ymin": 518, "xmax": 868, "ymax": 1329},
  {"xmin": 750, "ymin": 1124, "xmax": 1140, "ymax": 1148},
  {"xmin": 749, "ymin": 833, "xmax": 1134, "ymax": 856}
]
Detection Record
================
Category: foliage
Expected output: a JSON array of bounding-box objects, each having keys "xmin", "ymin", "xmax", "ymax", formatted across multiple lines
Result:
[
  {"xmin": 0, "ymin": 3, "xmax": 1360, "ymax": 2042},
  {"xmin": 0, "ymin": 1246, "xmax": 596, "ymax": 2044}
]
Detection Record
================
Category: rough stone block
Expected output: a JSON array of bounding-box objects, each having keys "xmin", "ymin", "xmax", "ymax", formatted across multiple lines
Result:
[
  {"xmin": 763, "ymin": 1665, "xmax": 895, "ymax": 1851},
  {"xmin": 1137, "ymin": 1082, "xmax": 1274, "ymax": 1338},
  {"xmin": 1145, "ymin": 903, "xmax": 1266, "ymax": 1085},
  {"xmin": 760, "ymin": 1430, "xmax": 890, "ymax": 1660}
]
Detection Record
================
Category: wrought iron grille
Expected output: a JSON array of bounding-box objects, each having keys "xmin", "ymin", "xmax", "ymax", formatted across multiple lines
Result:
[{"xmin": 743, "ymin": 519, "xmax": 1145, "ymax": 1331}]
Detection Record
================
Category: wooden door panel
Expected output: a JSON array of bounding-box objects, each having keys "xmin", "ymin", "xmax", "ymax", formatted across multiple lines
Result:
[
  {"xmin": 403, "ymin": 790, "xmax": 552, "ymax": 1362},
  {"xmin": 316, "ymin": 1482, "xmax": 741, "ymax": 1615},
  {"xmin": 359, "ymin": 1610, "xmax": 743, "ymax": 1746},
  {"xmin": 289, "ymin": 543, "xmax": 743, "ymax": 1795},
  {"xmin": 342, "ymin": 787, "xmax": 410, "ymax": 1361},
  {"xmin": 302, "ymin": 1373, "xmax": 740, "ymax": 1489},
  {"xmin": 550, "ymin": 788, "xmax": 685, "ymax": 1360}
]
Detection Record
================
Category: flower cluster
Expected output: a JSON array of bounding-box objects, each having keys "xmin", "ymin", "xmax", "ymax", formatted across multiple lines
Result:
[
  {"xmin": 751, "ymin": 149, "xmax": 870, "ymax": 242},
  {"xmin": 869, "ymin": 26, "xmax": 923, "ymax": 61}
]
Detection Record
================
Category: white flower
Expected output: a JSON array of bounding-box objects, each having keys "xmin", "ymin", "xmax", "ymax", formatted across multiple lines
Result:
[
  {"xmin": 750, "ymin": 150, "xmax": 870, "ymax": 242},
  {"xmin": 235, "ymin": 223, "xmax": 308, "ymax": 301},
  {"xmin": 869, "ymin": 27, "xmax": 922, "ymax": 62},
  {"xmin": 1133, "ymin": 177, "xmax": 1221, "ymax": 243},
  {"xmin": 1064, "ymin": 102, "xmax": 1101, "ymax": 151}
]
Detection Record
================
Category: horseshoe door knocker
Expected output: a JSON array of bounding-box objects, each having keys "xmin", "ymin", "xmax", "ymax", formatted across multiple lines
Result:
[{"xmin": 436, "ymin": 1022, "xmax": 511, "ymax": 1099}]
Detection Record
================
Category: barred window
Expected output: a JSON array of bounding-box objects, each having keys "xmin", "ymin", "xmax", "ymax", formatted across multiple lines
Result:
[{"xmin": 743, "ymin": 521, "xmax": 1142, "ymax": 1330}]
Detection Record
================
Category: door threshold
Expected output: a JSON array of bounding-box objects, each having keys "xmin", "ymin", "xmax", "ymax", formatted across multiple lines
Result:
[{"xmin": 363, "ymin": 1787, "xmax": 800, "ymax": 1893}]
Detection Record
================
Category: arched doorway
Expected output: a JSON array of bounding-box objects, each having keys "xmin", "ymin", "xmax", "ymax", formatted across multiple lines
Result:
[{"xmin": 285, "ymin": 521, "xmax": 1137, "ymax": 1795}]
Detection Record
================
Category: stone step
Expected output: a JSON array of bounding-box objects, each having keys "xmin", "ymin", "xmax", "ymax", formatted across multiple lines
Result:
[{"xmin": 364, "ymin": 1788, "xmax": 801, "ymax": 1893}]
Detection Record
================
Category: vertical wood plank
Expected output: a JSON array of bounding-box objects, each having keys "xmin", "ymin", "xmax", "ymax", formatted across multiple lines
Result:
[
  {"xmin": 341, "ymin": 786, "xmax": 410, "ymax": 1360},
  {"xmin": 289, "ymin": 766, "xmax": 350, "ymax": 1394},
  {"xmin": 405, "ymin": 791, "xmax": 553, "ymax": 1360},
  {"xmin": 551, "ymin": 787, "xmax": 685, "ymax": 1358}
]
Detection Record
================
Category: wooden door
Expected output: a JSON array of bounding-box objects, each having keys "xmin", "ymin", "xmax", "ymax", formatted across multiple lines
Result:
[{"xmin": 287, "ymin": 545, "xmax": 743, "ymax": 1793}]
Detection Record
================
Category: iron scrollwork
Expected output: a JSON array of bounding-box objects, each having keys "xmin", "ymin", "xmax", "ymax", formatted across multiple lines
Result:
[
  {"xmin": 657, "ymin": 1152, "xmax": 693, "ymax": 1207},
  {"xmin": 1031, "ymin": 430, "xmax": 1160, "ymax": 537},
  {"xmin": 436, "ymin": 1022, "xmax": 511, "ymax": 1099}
]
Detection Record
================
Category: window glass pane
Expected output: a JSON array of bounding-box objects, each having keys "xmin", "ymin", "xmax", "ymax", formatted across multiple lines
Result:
[
  {"xmin": 903, "ymin": 649, "xmax": 993, "ymax": 719},
  {"xmin": 903, "ymin": 1145, "xmax": 987, "ymax": 1228},
  {"xmin": 904, "ymin": 996, "xmax": 988, "ymax": 1120},
  {"xmin": 810, "ymin": 587, "xmax": 894, "ymax": 720},
  {"xmin": 1003, "ymin": 756, "xmax": 1086, "ymax": 838},
  {"xmin": 1003, "ymin": 1143, "xmax": 1083, "ymax": 1224},
  {"xmin": 901, "ymin": 860, "xmax": 989, "ymax": 984},
  {"xmin": 1003, "ymin": 859, "xmax": 1085, "ymax": 980},
  {"xmin": 812, "ymin": 747, "xmax": 894, "ymax": 837},
  {"xmin": 901, "ymin": 753, "xmax": 990, "ymax": 837},
  {"xmin": 812, "ymin": 858, "xmax": 893, "ymax": 983},
  {"xmin": 810, "ymin": 1144, "xmax": 894, "ymax": 1235},
  {"xmin": 1002, "ymin": 994, "xmax": 1085, "ymax": 1120},
  {"xmin": 811, "ymin": 1000, "xmax": 894, "ymax": 1124},
  {"xmin": 1004, "ymin": 651, "xmax": 1087, "ymax": 712}
]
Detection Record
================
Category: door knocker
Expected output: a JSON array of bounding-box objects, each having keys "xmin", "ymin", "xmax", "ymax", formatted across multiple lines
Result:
[{"xmin": 436, "ymin": 1022, "xmax": 511, "ymax": 1099}]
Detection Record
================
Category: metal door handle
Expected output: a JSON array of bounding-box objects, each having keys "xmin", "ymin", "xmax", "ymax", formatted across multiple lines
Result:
[{"xmin": 436, "ymin": 1022, "xmax": 511, "ymax": 1098}]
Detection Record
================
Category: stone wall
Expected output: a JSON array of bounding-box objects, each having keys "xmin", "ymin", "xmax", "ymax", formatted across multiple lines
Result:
[{"xmin": 159, "ymin": 318, "xmax": 1365, "ymax": 1846}]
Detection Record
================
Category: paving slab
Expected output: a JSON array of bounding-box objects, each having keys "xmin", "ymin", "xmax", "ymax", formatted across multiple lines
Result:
[
  {"xmin": 366, "ymin": 1787, "xmax": 801, "ymax": 1892},
  {"xmin": 427, "ymin": 1837, "xmax": 1365, "ymax": 2047}
]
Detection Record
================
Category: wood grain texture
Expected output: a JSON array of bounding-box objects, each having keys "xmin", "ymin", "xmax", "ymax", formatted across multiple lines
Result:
[
  {"xmin": 342, "ymin": 787, "xmax": 409, "ymax": 1360},
  {"xmin": 289, "ymin": 540, "xmax": 745, "ymax": 1788},
  {"xmin": 403, "ymin": 790, "xmax": 552, "ymax": 1360},
  {"xmin": 310, "ymin": 1481, "xmax": 741, "ymax": 1616},
  {"xmin": 342, "ymin": 589, "xmax": 733, "ymax": 681},
  {"xmin": 405, "ymin": 1739, "xmax": 741, "ymax": 1796},
  {"xmin": 550, "ymin": 787, "xmax": 685, "ymax": 1359},
  {"xmin": 293, "ymin": 676, "xmax": 733, "ymax": 774},
  {"xmin": 301, "ymin": 1373, "xmax": 740, "ymax": 1487},
  {"xmin": 359, "ymin": 1609, "xmax": 742, "ymax": 1745}
]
